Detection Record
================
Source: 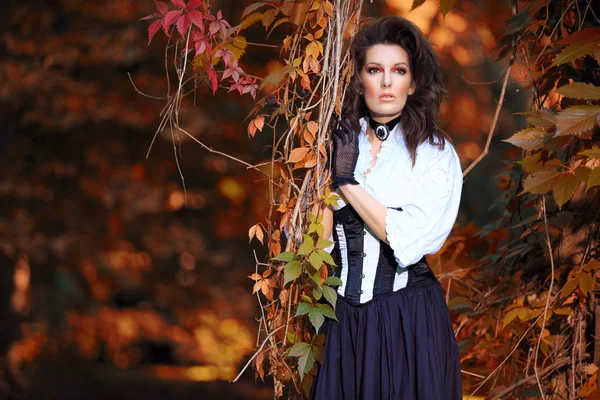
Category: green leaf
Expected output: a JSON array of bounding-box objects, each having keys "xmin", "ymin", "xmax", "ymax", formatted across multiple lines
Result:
[
  {"xmin": 308, "ymin": 307, "xmax": 325, "ymax": 332},
  {"xmin": 288, "ymin": 341, "xmax": 310, "ymax": 357},
  {"xmin": 579, "ymin": 147, "xmax": 600, "ymax": 159},
  {"xmin": 308, "ymin": 266, "xmax": 321, "ymax": 287},
  {"xmin": 552, "ymin": 28, "xmax": 600, "ymax": 67},
  {"xmin": 316, "ymin": 239, "xmax": 333, "ymax": 250},
  {"xmin": 316, "ymin": 303, "xmax": 338, "ymax": 321},
  {"xmin": 503, "ymin": 128, "xmax": 549, "ymax": 150},
  {"xmin": 555, "ymin": 105, "xmax": 600, "ymax": 136},
  {"xmin": 309, "ymin": 214, "xmax": 316, "ymax": 223},
  {"xmin": 302, "ymin": 234, "xmax": 314, "ymax": 248},
  {"xmin": 439, "ymin": 0, "xmax": 457, "ymax": 16},
  {"xmin": 297, "ymin": 345, "xmax": 316, "ymax": 378},
  {"xmin": 557, "ymin": 83, "xmax": 600, "ymax": 100},
  {"xmin": 323, "ymin": 276, "xmax": 342, "ymax": 286},
  {"xmin": 322, "ymin": 285, "xmax": 338, "ymax": 309},
  {"xmin": 522, "ymin": 170, "xmax": 561, "ymax": 195},
  {"xmin": 587, "ymin": 167, "xmax": 600, "ymax": 192},
  {"xmin": 297, "ymin": 243, "xmax": 312, "ymax": 256},
  {"xmin": 284, "ymin": 260, "xmax": 302, "ymax": 286},
  {"xmin": 295, "ymin": 301, "xmax": 312, "ymax": 317},
  {"xmin": 309, "ymin": 251, "xmax": 324, "ymax": 270},
  {"xmin": 272, "ymin": 251, "xmax": 296, "ymax": 262},
  {"xmin": 312, "ymin": 286, "xmax": 323, "ymax": 300},
  {"xmin": 316, "ymin": 250, "xmax": 336, "ymax": 266},
  {"xmin": 551, "ymin": 173, "xmax": 580, "ymax": 209},
  {"xmin": 286, "ymin": 331, "xmax": 297, "ymax": 344}
]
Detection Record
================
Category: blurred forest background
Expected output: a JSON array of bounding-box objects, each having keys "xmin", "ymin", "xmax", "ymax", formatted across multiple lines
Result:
[{"xmin": 0, "ymin": 0, "xmax": 572, "ymax": 398}]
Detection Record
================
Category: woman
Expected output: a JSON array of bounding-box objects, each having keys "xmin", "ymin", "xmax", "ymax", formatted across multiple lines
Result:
[{"xmin": 310, "ymin": 16, "xmax": 463, "ymax": 399}]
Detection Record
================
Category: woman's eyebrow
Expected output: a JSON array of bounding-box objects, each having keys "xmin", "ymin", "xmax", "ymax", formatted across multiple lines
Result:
[{"xmin": 365, "ymin": 62, "xmax": 409, "ymax": 67}]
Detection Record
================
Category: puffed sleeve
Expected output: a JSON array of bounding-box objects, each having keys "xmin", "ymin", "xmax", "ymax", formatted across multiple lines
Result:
[{"xmin": 384, "ymin": 145, "xmax": 462, "ymax": 267}]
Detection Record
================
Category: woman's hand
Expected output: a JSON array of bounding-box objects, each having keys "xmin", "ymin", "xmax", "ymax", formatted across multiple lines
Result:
[{"xmin": 331, "ymin": 120, "xmax": 360, "ymax": 189}]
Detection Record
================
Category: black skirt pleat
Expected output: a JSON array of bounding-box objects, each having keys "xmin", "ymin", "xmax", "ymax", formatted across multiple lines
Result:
[{"xmin": 310, "ymin": 278, "xmax": 462, "ymax": 400}]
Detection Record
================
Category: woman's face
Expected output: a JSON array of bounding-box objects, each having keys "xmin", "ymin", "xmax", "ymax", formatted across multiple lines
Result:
[{"xmin": 360, "ymin": 43, "xmax": 415, "ymax": 123}]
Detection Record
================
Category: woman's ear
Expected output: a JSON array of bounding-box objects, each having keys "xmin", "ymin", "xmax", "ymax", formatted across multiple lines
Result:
[{"xmin": 408, "ymin": 82, "xmax": 416, "ymax": 96}]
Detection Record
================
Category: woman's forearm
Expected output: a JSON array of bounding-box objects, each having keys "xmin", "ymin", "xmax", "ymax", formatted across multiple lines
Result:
[{"xmin": 339, "ymin": 184, "xmax": 389, "ymax": 242}]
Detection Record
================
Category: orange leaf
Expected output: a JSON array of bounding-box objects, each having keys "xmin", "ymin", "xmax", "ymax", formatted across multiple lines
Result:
[
  {"xmin": 503, "ymin": 128, "xmax": 549, "ymax": 150},
  {"xmin": 579, "ymin": 271, "xmax": 594, "ymax": 296},
  {"xmin": 307, "ymin": 121, "xmax": 319, "ymax": 136},
  {"xmin": 254, "ymin": 115, "xmax": 265, "ymax": 131},
  {"xmin": 248, "ymin": 273, "xmax": 262, "ymax": 281},
  {"xmin": 287, "ymin": 147, "xmax": 310, "ymax": 163},
  {"xmin": 248, "ymin": 223, "xmax": 264, "ymax": 244}
]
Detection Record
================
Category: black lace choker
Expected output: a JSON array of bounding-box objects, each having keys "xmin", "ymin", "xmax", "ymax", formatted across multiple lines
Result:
[{"xmin": 367, "ymin": 114, "xmax": 401, "ymax": 141}]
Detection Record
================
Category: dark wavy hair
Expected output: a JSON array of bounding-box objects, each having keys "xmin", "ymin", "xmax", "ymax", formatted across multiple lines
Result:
[{"xmin": 341, "ymin": 16, "xmax": 450, "ymax": 165}]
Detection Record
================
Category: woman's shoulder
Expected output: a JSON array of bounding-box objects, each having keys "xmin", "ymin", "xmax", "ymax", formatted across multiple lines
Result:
[{"xmin": 414, "ymin": 135, "xmax": 460, "ymax": 169}]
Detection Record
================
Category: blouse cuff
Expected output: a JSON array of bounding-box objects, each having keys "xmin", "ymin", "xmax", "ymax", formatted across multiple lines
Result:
[{"xmin": 384, "ymin": 208, "xmax": 420, "ymax": 267}]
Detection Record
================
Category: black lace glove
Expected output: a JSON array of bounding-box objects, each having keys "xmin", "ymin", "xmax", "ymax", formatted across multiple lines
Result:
[{"xmin": 331, "ymin": 120, "xmax": 359, "ymax": 189}]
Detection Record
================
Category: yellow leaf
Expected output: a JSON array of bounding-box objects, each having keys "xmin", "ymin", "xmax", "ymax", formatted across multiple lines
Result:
[
  {"xmin": 224, "ymin": 36, "xmax": 247, "ymax": 60},
  {"xmin": 552, "ymin": 172, "xmax": 580, "ymax": 209},
  {"xmin": 560, "ymin": 270, "xmax": 581, "ymax": 298},
  {"xmin": 553, "ymin": 307, "xmax": 572, "ymax": 315},
  {"xmin": 579, "ymin": 146, "xmax": 600, "ymax": 159},
  {"xmin": 287, "ymin": 147, "xmax": 310, "ymax": 163},
  {"xmin": 522, "ymin": 170, "xmax": 561, "ymax": 195},
  {"xmin": 579, "ymin": 271, "xmax": 594, "ymax": 296},
  {"xmin": 587, "ymin": 167, "xmax": 600, "ymax": 191},
  {"xmin": 503, "ymin": 308, "xmax": 520, "ymax": 328},
  {"xmin": 517, "ymin": 153, "xmax": 562, "ymax": 173},
  {"xmin": 322, "ymin": 1, "xmax": 334, "ymax": 16}
]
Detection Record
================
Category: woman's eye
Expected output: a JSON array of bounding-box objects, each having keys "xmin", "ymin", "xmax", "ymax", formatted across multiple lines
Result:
[
  {"xmin": 395, "ymin": 68, "xmax": 407, "ymax": 74},
  {"xmin": 367, "ymin": 67, "xmax": 379, "ymax": 74}
]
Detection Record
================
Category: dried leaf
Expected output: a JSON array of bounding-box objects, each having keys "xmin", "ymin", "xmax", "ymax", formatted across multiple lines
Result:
[
  {"xmin": 555, "ymin": 105, "xmax": 600, "ymax": 136},
  {"xmin": 580, "ymin": 271, "xmax": 594, "ymax": 296},
  {"xmin": 552, "ymin": 28, "xmax": 600, "ymax": 67},
  {"xmin": 552, "ymin": 172, "xmax": 579, "ymax": 209},
  {"xmin": 588, "ymin": 167, "xmax": 600, "ymax": 191},
  {"xmin": 583, "ymin": 364, "xmax": 599, "ymax": 376},
  {"xmin": 557, "ymin": 82, "xmax": 600, "ymax": 100},
  {"xmin": 503, "ymin": 128, "xmax": 549, "ymax": 150},
  {"xmin": 248, "ymin": 223, "xmax": 264, "ymax": 244},
  {"xmin": 522, "ymin": 170, "xmax": 561, "ymax": 194},
  {"xmin": 287, "ymin": 147, "xmax": 310, "ymax": 163},
  {"xmin": 580, "ymin": 147, "xmax": 600, "ymax": 159}
]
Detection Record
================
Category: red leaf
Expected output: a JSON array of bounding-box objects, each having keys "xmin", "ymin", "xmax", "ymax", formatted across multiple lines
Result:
[
  {"xmin": 176, "ymin": 14, "xmax": 190, "ymax": 38},
  {"xmin": 155, "ymin": 0, "xmax": 169, "ymax": 14},
  {"xmin": 186, "ymin": 0, "xmax": 204, "ymax": 9},
  {"xmin": 171, "ymin": 0, "xmax": 187, "ymax": 8},
  {"xmin": 207, "ymin": 68, "xmax": 218, "ymax": 94},
  {"xmin": 147, "ymin": 19, "xmax": 163, "ymax": 45},
  {"xmin": 163, "ymin": 10, "xmax": 182, "ymax": 27},
  {"xmin": 187, "ymin": 10, "xmax": 203, "ymax": 27}
]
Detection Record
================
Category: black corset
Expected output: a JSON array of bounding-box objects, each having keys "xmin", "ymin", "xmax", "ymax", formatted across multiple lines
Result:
[{"xmin": 331, "ymin": 204, "xmax": 434, "ymax": 304}]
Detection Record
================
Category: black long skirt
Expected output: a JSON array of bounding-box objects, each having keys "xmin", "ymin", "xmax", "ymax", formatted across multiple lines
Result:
[{"xmin": 310, "ymin": 275, "xmax": 462, "ymax": 400}]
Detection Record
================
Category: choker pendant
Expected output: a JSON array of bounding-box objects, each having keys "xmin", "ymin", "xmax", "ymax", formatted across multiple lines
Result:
[{"xmin": 367, "ymin": 114, "xmax": 402, "ymax": 141}]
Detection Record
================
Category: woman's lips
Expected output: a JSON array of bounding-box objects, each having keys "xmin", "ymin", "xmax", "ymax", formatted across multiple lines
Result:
[{"xmin": 378, "ymin": 94, "xmax": 396, "ymax": 101}]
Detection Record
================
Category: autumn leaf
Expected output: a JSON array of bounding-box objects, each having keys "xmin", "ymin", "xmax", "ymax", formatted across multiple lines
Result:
[
  {"xmin": 555, "ymin": 105, "xmax": 600, "ymax": 136},
  {"xmin": 579, "ymin": 271, "xmax": 594, "ymax": 296},
  {"xmin": 551, "ymin": 172, "xmax": 579, "ymax": 209},
  {"xmin": 411, "ymin": 0, "xmax": 427, "ymax": 10},
  {"xmin": 248, "ymin": 223, "xmax": 264, "ymax": 244},
  {"xmin": 287, "ymin": 147, "xmax": 310, "ymax": 163},
  {"xmin": 248, "ymin": 115, "xmax": 265, "ymax": 137},
  {"xmin": 503, "ymin": 127, "xmax": 548, "ymax": 150},
  {"xmin": 552, "ymin": 27, "xmax": 600, "ymax": 67},
  {"xmin": 587, "ymin": 167, "xmax": 600, "ymax": 192},
  {"xmin": 439, "ymin": 0, "xmax": 458, "ymax": 16},
  {"xmin": 207, "ymin": 67, "xmax": 218, "ymax": 94},
  {"xmin": 579, "ymin": 147, "xmax": 600, "ymax": 159},
  {"xmin": 522, "ymin": 170, "xmax": 561, "ymax": 195},
  {"xmin": 517, "ymin": 153, "xmax": 562, "ymax": 173},
  {"xmin": 557, "ymin": 82, "xmax": 600, "ymax": 100}
]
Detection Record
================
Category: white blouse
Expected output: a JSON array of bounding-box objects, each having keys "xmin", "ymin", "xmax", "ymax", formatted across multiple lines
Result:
[{"xmin": 328, "ymin": 117, "xmax": 463, "ymax": 303}]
